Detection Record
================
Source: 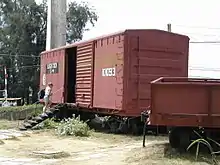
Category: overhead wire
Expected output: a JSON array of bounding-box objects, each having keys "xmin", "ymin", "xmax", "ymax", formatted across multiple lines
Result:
[
  {"xmin": 189, "ymin": 68, "xmax": 220, "ymax": 72},
  {"xmin": 0, "ymin": 54, "xmax": 40, "ymax": 58},
  {"xmin": 182, "ymin": 32, "xmax": 220, "ymax": 37},
  {"xmin": 171, "ymin": 24, "xmax": 220, "ymax": 44},
  {"xmin": 6, "ymin": 65, "xmax": 41, "ymax": 70},
  {"xmin": 174, "ymin": 24, "xmax": 220, "ymax": 30},
  {"xmin": 190, "ymin": 41, "xmax": 220, "ymax": 43}
]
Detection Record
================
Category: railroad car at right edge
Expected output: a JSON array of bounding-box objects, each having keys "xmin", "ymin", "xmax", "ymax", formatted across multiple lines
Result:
[{"xmin": 142, "ymin": 77, "xmax": 220, "ymax": 150}]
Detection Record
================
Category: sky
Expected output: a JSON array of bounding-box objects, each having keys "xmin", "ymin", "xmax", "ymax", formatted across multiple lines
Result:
[{"xmin": 36, "ymin": 0, "xmax": 220, "ymax": 78}]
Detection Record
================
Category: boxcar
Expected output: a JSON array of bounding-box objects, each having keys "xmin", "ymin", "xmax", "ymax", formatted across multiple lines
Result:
[{"xmin": 40, "ymin": 29, "xmax": 190, "ymax": 134}]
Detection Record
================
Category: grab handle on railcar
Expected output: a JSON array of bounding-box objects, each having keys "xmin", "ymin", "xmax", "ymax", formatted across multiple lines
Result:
[
  {"xmin": 142, "ymin": 121, "xmax": 147, "ymax": 147},
  {"xmin": 141, "ymin": 111, "xmax": 149, "ymax": 147}
]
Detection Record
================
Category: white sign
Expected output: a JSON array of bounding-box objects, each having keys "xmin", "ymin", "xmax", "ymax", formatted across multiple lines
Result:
[
  {"xmin": 102, "ymin": 67, "xmax": 116, "ymax": 77},
  {"xmin": 47, "ymin": 62, "xmax": 57, "ymax": 70},
  {"xmin": 43, "ymin": 74, "xmax": 46, "ymax": 86},
  {"xmin": 46, "ymin": 62, "xmax": 59, "ymax": 74}
]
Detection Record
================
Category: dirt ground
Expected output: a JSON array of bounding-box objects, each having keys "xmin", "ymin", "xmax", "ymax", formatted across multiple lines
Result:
[{"xmin": 0, "ymin": 120, "xmax": 218, "ymax": 165}]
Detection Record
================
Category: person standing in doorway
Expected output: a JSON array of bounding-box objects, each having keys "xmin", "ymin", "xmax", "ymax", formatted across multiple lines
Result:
[{"xmin": 43, "ymin": 82, "xmax": 53, "ymax": 114}]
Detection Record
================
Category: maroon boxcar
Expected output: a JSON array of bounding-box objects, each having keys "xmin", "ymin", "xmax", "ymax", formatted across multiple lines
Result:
[{"xmin": 40, "ymin": 29, "xmax": 189, "ymax": 118}]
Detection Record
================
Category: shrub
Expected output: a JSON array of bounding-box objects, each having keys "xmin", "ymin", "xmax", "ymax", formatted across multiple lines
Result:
[
  {"xmin": 42, "ymin": 118, "xmax": 58, "ymax": 129},
  {"xmin": 55, "ymin": 115, "xmax": 92, "ymax": 137},
  {"xmin": 0, "ymin": 104, "xmax": 43, "ymax": 120},
  {"xmin": 0, "ymin": 104, "xmax": 43, "ymax": 112}
]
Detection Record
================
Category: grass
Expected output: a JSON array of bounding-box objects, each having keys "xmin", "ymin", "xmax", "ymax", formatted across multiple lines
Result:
[
  {"xmin": 0, "ymin": 120, "xmax": 219, "ymax": 165},
  {"xmin": 186, "ymin": 130, "xmax": 220, "ymax": 165},
  {"xmin": 0, "ymin": 104, "xmax": 43, "ymax": 121},
  {"xmin": 41, "ymin": 118, "xmax": 59, "ymax": 129},
  {"xmin": 0, "ymin": 104, "xmax": 43, "ymax": 129},
  {"xmin": 0, "ymin": 104, "xmax": 43, "ymax": 112},
  {"xmin": 126, "ymin": 142, "xmax": 220, "ymax": 165},
  {"xmin": 0, "ymin": 116, "xmax": 219, "ymax": 165},
  {"xmin": 0, "ymin": 120, "xmax": 19, "ymax": 129}
]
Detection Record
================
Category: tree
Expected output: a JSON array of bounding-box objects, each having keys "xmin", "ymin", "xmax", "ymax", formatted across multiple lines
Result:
[
  {"xmin": 66, "ymin": 1, "xmax": 98, "ymax": 43},
  {"xmin": 0, "ymin": 0, "xmax": 98, "ymax": 103}
]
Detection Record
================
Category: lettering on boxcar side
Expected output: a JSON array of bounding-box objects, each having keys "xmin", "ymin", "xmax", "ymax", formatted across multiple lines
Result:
[
  {"xmin": 46, "ymin": 62, "xmax": 59, "ymax": 74},
  {"xmin": 102, "ymin": 67, "xmax": 116, "ymax": 77}
]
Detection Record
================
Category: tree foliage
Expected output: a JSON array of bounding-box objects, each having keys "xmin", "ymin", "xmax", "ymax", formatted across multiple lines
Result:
[
  {"xmin": 66, "ymin": 1, "xmax": 98, "ymax": 43},
  {"xmin": 0, "ymin": 0, "xmax": 98, "ymax": 103}
]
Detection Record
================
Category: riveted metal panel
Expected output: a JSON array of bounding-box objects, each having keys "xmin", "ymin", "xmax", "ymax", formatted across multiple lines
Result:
[
  {"xmin": 40, "ymin": 49, "xmax": 66, "ymax": 103},
  {"xmin": 150, "ymin": 77, "xmax": 220, "ymax": 128},
  {"xmin": 91, "ymin": 29, "xmax": 189, "ymax": 116},
  {"xmin": 93, "ymin": 33, "xmax": 124, "ymax": 110},
  {"xmin": 123, "ymin": 30, "xmax": 189, "ymax": 116}
]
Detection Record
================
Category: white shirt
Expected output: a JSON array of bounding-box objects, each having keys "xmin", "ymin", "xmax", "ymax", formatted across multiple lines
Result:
[{"xmin": 45, "ymin": 86, "xmax": 52, "ymax": 97}]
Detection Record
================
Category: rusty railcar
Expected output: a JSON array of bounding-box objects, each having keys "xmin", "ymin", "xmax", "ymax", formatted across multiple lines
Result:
[
  {"xmin": 142, "ymin": 77, "xmax": 220, "ymax": 148},
  {"xmin": 39, "ymin": 29, "xmax": 189, "ymax": 134}
]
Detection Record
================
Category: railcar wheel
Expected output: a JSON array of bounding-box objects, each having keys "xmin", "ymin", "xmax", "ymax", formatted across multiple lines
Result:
[
  {"xmin": 118, "ymin": 122, "xmax": 129, "ymax": 134},
  {"xmin": 110, "ymin": 121, "xmax": 119, "ymax": 133},
  {"xmin": 179, "ymin": 129, "xmax": 191, "ymax": 151},
  {"xmin": 169, "ymin": 127, "xmax": 192, "ymax": 151},
  {"xmin": 131, "ymin": 123, "xmax": 139, "ymax": 135},
  {"xmin": 169, "ymin": 128, "xmax": 180, "ymax": 149}
]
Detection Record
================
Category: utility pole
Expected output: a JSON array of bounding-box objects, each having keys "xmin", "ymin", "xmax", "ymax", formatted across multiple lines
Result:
[
  {"xmin": 4, "ymin": 66, "xmax": 8, "ymax": 100},
  {"xmin": 167, "ymin": 23, "xmax": 172, "ymax": 32},
  {"xmin": 46, "ymin": 0, "xmax": 67, "ymax": 50},
  {"xmin": 46, "ymin": 0, "xmax": 52, "ymax": 50}
]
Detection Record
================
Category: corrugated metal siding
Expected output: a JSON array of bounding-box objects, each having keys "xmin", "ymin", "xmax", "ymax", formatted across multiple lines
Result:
[
  {"xmin": 76, "ymin": 42, "xmax": 94, "ymax": 106},
  {"xmin": 40, "ymin": 49, "xmax": 66, "ymax": 103}
]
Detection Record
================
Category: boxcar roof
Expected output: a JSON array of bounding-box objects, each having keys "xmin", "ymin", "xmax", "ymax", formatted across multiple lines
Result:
[{"xmin": 41, "ymin": 29, "xmax": 189, "ymax": 55}]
